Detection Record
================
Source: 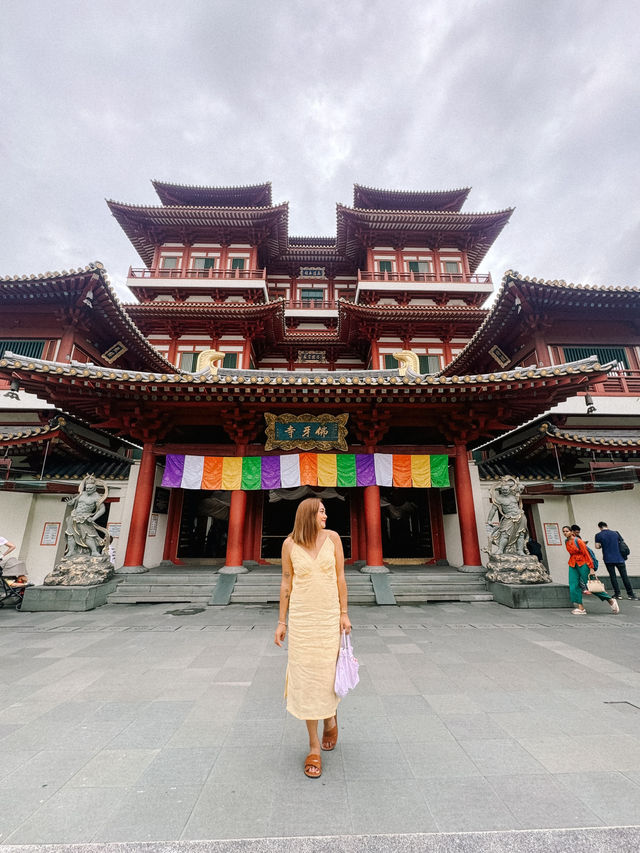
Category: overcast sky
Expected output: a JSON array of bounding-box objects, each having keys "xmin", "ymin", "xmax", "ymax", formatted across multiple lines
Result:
[{"xmin": 2, "ymin": 0, "xmax": 640, "ymax": 302}]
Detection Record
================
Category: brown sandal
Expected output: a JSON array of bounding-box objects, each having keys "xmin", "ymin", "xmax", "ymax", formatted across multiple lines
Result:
[
  {"xmin": 304, "ymin": 752, "xmax": 322, "ymax": 778},
  {"xmin": 322, "ymin": 713, "xmax": 338, "ymax": 751}
]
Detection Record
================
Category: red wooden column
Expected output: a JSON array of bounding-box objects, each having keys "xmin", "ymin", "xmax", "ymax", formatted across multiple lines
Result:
[
  {"xmin": 162, "ymin": 488, "xmax": 184, "ymax": 565},
  {"xmin": 57, "ymin": 326, "xmax": 75, "ymax": 363},
  {"xmin": 120, "ymin": 443, "xmax": 157, "ymax": 573},
  {"xmin": 221, "ymin": 489, "xmax": 248, "ymax": 573},
  {"xmin": 453, "ymin": 443, "xmax": 483, "ymax": 571},
  {"xmin": 361, "ymin": 484, "xmax": 386, "ymax": 573}
]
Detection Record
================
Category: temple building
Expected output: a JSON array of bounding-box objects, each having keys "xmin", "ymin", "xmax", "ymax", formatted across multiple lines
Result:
[{"xmin": 0, "ymin": 181, "xmax": 637, "ymax": 606}]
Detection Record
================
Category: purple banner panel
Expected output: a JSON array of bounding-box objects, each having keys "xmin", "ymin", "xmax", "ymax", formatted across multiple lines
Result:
[
  {"xmin": 261, "ymin": 455, "xmax": 281, "ymax": 489},
  {"xmin": 355, "ymin": 454, "xmax": 376, "ymax": 486},
  {"xmin": 162, "ymin": 454, "xmax": 185, "ymax": 487}
]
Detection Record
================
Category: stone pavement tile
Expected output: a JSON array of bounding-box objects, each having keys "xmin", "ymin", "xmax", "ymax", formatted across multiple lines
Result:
[
  {"xmin": 236, "ymin": 697, "xmax": 288, "ymax": 721},
  {"xmin": 207, "ymin": 745, "xmax": 282, "ymax": 783},
  {"xmin": 341, "ymin": 741, "xmax": 413, "ymax": 780},
  {"xmin": 85, "ymin": 700, "xmax": 149, "ymax": 723},
  {"xmin": 488, "ymin": 711, "xmax": 569, "ymax": 740},
  {"xmin": 380, "ymin": 694, "xmax": 432, "ymax": 716},
  {"xmin": 68, "ymin": 748, "xmax": 158, "ymax": 788},
  {"xmin": 0, "ymin": 749, "xmax": 41, "ymax": 781},
  {"xmin": 167, "ymin": 720, "xmax": 232, "ymax": 749},
  {"xmin": 269, "ymin": 779, "xmax": 352, "ymax": 836},
  {"xmin": 136, "ymin": 748, "xmax": 219, "ymax": 787},
  {"xmin": 554, "ymin": 771, "xmax": 640, "ymax": 824},
  {"xmin": 389, "ymin": 713, "xmax": 455, "ymax": 744},
  {"xmin": 93, "ymin": 784, "xmax": 202, "ymax": 842},
  {"xmin": 324, "ymin": 715, "xmax": 396, "ymax": 745},
  {"xmin": 458, "ymin": 738, "xmax": 548, "ymax": 775},
  {"xmin": 424, "ymin": 693, "xmax": 482, "ymax": 715},
  {"xmin": 367, "ymin": 675, "xmax": 419, "ymax": 695},
  {"xmin": 182, "ymin": 780, "xmax": 274, "ymax": 840},
  {"xmin": 518, "ymin": 736, "xmax": 618, "ymax": 773},
  {"xmin": 400, "ymin": 740, "xmax": 480, "ymax": 778},
  {"xmin": 0, "ymin": 787, "xmax": 55, "ymax": 842},
  {"xmin": 487, "ymin": 773, "xmax": 605, "ymax": 829},
  {"xmin": 347, "ymin": 778, "xmax": 436, "ymax": 834},
  {"xmin": 386, "ymin": 643, "xmax": 424, "ymax": 655},
  {"xmin": 225, "ymin": 718, "xmax": 285, "ymax": 747},
  {"xmin": 140, "ymin": 700, "xmax": 194, "ymax": 723},
  {"xmin": 440, "ymin": 712, "xmax": 510, "ymax": 740},
  {"xmin": 420, "ymin": 776, "xmax": 519, "ymax": 832},
  {"xmin": 107, "ymin": 718, "xmax": 183, "ymax": 750},
  {"xmin": 0, "ymin": 748, "xmax": 97, "ymax": 792},
  {"xmin": 4, "ymin": 786, "xmax": 126, "ymax": 844}
]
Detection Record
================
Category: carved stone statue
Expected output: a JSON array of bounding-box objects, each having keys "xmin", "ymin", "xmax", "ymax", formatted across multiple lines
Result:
[
  {"xmin": 44, "ymin": 475, "xmax": 115, "ymax": 586},
  {"xmin": 484, "ymin": 476, "xmax": 551, "ymax": 584},
  {"xmin": 486, "ymin": 477, "xmax": 528, "ymax": 556}
]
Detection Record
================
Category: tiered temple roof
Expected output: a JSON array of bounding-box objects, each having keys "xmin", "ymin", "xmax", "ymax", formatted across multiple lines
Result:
[
  {"xmin": 152, "ymin": 180, "xmax": 272, "ymax": 208},
  {"xmin": 352, "ymin": 184, "xmax": 471, "ymax": 212},
  {"xmin": 444, "ymin": 271, "xmax": 640, "ymax": 376},
  {"xmin": 335, "ymin": 205, "xmax": 513, "ymax": 271},
  {"xmin": 0, "ymin": 263, "xmax": 174, "ymax": 373},
  {"xmin": 107, "ymin": 200, "xmax": 289, "ymax": 268}
]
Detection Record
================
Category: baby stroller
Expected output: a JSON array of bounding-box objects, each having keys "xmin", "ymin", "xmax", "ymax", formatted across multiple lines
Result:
[{"xmin": 0, "ymin": 558, "xmax": 29, "ymax": 610}]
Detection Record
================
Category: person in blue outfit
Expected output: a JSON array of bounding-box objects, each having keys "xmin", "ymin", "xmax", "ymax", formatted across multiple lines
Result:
[{"xmin": 594, "ymin": 521, "xmax": 636, "ymax": 600}]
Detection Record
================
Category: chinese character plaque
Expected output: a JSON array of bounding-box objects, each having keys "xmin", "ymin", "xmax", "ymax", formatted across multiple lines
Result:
[{"xmin": 264, "ymin": 413, "xmax": 349, "ymax": 451}]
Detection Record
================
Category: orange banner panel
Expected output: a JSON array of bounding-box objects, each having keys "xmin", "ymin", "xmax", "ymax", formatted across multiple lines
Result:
[
  {"xmin": 202, "ymin": 457, "xmax": 223, "ymax": 490},
  {"xmin": 392, "ymin": 454, "xmax": 412, "ymax": 487},
  {"xmin": 299, "ymin": 453, "xmax": 318, "ymax": 486}
]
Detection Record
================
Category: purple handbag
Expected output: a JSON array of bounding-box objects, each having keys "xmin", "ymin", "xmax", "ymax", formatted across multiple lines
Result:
[{"xmin": 334, "ymin": 630, "xmax": 359, "ymax": 698}]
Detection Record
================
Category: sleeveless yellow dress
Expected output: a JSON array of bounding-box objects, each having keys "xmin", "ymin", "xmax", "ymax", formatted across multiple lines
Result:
[{"xmin": 285, "ymin": 535, "xmax": 341, "ymax": 720}]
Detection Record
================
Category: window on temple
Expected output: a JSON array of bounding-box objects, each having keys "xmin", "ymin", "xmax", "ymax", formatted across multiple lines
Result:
[
  {"xmin": 0, "ymin": 339, "xmax": 45, "ymax": 359},
  {"xmin": 178, "ymin": 352, "xmax": 199, "ymax": 371},
  {"xmin": 300, "ymin": 289, "xmax": 324, "ymax": 303},
  {"xmin": 563, "ymin": 346, "xmax": 629, "ymax": 371},
  {"xmin": 384, "ymin": 354, "xmax": 440, "ymax": 373},
  {"xmin": 378, "ymin": 260, "xmax": 393, "ymax": 273},
  {"xmin": 418, "ymin": 355, "xmax": 441, "ymax": 374},
  {"xmin": 161, "ymin": 257, "xmax": 178, "ymax": 269},
  {"xmin": 223, "ymin": 353, "xmax": 237, "ymax": 368},
  {"xmin": 192, "ymin": 258, "xmax": 216, "ymax": 269},
  {"xmin": 443, "ymin": 260, "xmax": 460, "ymax": 274},
  {"xmin": 408, "ymin": 261, "xmax": 431, "ymax": 275},
  {"xmin": 231, "ymin": 258, "xmax": 246, "ymax": 270}
]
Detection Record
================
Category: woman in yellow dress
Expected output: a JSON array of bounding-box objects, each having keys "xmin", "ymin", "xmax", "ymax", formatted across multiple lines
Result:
[{"xmin": 274, "ymin": 497, "xmax": 351, "ymax": 778}]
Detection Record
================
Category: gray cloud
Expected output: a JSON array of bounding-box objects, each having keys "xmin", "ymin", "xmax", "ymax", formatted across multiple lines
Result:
[{"xmin": 2, "ymin": 0, "xmax": 639, "ymax": 300}]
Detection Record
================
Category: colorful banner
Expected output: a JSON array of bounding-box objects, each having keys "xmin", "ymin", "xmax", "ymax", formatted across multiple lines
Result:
[{"xmin": 162, "ymin": 453, "xmax": 450, "ymax": 490}]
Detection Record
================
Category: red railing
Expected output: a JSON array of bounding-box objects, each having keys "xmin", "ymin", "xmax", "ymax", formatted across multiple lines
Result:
[
  {"xmin": 358, "ymin": 271, "xmax": 492, "ymax": 285},
  {"xmin": 592, "ymin": 370, "xmax": 640, "ymax": 395},
  {"xmin": 286, "ymin": 300, "xmax": 338, "ymax": 310},
  {"xmin": 128, "ymin": 267, "xmax": 267, "ymax": 281}
]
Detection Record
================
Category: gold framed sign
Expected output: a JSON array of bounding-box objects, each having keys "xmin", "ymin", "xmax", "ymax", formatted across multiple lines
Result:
[{"xmin": 265, "ymin": 413, "xmax": 348, "ymax": 451}]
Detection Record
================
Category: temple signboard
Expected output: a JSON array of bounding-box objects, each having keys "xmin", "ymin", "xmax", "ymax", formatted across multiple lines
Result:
[{"xmin": 265, "ymin": 413, "xmax": 348, "ymax": 451}]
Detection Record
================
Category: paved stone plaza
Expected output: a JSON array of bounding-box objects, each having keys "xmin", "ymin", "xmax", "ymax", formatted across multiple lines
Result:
[{"xmin": 1, "ymin": 599, "xmax": 640, "ymax": 850}]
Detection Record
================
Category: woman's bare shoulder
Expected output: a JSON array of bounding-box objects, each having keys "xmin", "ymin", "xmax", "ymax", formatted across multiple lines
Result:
[
  {"xmin": 282, "ymin": 536, "xmax": 295, "ymax": 553},
  {"xmin": 326, "ymin": 529, "xmax": 341, "ymax": 543}
]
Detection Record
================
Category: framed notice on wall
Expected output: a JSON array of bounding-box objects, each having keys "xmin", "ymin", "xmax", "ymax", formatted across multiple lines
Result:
[
  {"xmin": 544, "ymin": 523, "xmax": 562, "ymax": 546},
  {"xmin": 108, "ymin": 522, "xmax": 121, "ymax": 539},
  {"xmin": 148, "ymin": 514, "xmax": 159, "ymax": 537},
  {"xmin": 41, "ymin": 522, "xmax": 60, "ymax": 546}
]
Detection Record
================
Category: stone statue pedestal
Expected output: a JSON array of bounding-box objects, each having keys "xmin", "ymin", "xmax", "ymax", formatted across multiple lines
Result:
[
  {"xmin": 44, "ymin": 554, "xmax": 114, "ymax": 587},
  {"xmin": 485, "ymin": 553, "xmax": 551, "ymax": 585}
]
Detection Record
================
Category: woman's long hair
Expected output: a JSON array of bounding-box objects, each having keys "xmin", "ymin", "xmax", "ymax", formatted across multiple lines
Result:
[{"xmin": 291, "ymin": 497, "xmax": 322, "ymax": 548}]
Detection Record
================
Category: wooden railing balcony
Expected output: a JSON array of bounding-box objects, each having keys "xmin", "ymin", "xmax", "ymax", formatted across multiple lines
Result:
[
  {"xmin": 128, "ymin": 267, "xmax": 267, "ymax": 282},
  {"xmin": 358, "ymin": 271, "xmax": 492, "ymax": 284},
  {"xmin": 591, "ymin": 370, "xmax": 640, "ymax": 395},
  {"xmin": 286, "ymin": 300, "xmax": 339, "ymax": 311}
]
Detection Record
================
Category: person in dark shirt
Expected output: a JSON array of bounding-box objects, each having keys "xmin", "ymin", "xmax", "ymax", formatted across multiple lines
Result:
[
  {"xmin": 526, "ymin": 538, "xmax": 544, "ymax": 562},
  {"xmin": 594, "ymin": 521, "xmax": 636, "ymax": 600}
]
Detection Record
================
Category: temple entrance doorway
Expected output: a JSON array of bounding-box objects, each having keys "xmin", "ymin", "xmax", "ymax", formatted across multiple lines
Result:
[
  {"xmin": 380, "ymin": 487, "xmax": 433, "ymax": 559},
  {"xmin": 261, "ymin": 487, "xmax": 351, "ymax": 559},
  {"xmin": 177, "ymin": 490, "xmax": 229, "ymax": 559}
]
